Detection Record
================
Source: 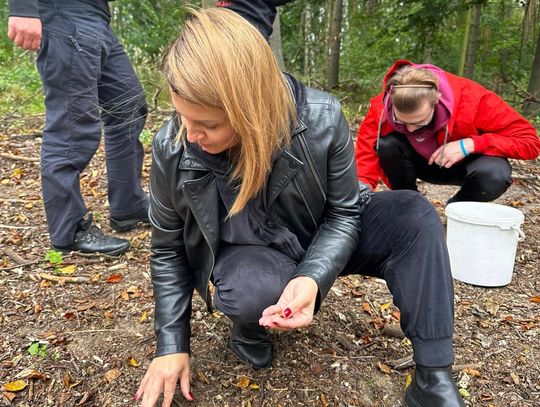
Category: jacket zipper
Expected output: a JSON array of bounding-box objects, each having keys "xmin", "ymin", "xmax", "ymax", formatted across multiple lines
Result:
[
  {"xmin": 297, "ymin": 135, "xmax": 325, "ymax": 199},
  {"xmin": 182, "ymin": 184, "xmax": 216, "ymax": 310},
  {"xmin": 292, "ymin": 178, "xmax": 318, "ymax": 228}
]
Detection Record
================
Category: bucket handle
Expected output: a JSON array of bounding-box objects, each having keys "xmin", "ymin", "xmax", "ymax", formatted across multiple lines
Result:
[{"xmin": 511, "ymin": 225, "xmax": 526, "ymax": 242}]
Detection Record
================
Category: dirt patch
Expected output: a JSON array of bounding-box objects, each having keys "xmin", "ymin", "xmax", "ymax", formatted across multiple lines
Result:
[{"xmin": 1, "ymin": 119, "xmax": 539, "ymax": 406}]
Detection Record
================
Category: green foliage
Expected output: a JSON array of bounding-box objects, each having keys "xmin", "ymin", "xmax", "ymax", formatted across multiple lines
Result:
[
  {"xmin": 139, "ymin": 128, "xmax": 154, "ymax": 147},
  {"xmin": 44, "ymin": 250, "xmax": 63, "ymax": 266},
  {"xmin": 27, "ymin": 342, "xmax": 48, "ymax": 357}
]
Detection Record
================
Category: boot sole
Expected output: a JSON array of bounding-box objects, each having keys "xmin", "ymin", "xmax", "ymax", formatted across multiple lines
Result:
[
  {"xmin": 110, "ymin": 218, "xmax": 150, "ymax": 233},
  {"xmin": 52, "ymin": 247, "xmax": 129, "ymax": 258}
]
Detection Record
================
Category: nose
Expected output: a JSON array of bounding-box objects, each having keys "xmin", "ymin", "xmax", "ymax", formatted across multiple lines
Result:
[
  {"xmin": 183, "ymin": 119, "xmax": 204, "ymax": 143},
  {"xmin": 406, "ymin": 124, "xmax": 420, "ymax": 132}
]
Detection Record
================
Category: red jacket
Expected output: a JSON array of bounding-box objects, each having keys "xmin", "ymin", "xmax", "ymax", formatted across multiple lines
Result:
[{"xmin": 355, "ymin": 60, "xmax": 540, "ymax": 190}]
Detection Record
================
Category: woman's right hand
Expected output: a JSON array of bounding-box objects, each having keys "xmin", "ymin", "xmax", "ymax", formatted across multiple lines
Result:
[{"xmin": 135, "ymin": 353, "xmax": 193, "ymax": 406}]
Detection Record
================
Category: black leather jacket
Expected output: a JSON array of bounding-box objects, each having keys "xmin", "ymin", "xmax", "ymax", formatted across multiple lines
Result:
[{"xmin": 149, "ymin": 87, "xmax": 365, "ymax": 356}]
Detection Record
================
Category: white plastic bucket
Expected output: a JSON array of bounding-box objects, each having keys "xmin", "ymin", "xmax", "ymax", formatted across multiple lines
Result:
[{"xmin": 445, "ymin": 202, "xmax": 525, "ymax": 287}]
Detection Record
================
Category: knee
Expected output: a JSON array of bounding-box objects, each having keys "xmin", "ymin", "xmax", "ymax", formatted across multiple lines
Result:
[
  {"xmin": 377, "ymin": 133, "xmax": 407, "ymax": 161},
  {"xmin": 467, "ymin": 162, "xmax": 512, "ymax": 201},
  {"xmin": 387, "ymin": 190, "xmax": 442, "ymax": 231}
]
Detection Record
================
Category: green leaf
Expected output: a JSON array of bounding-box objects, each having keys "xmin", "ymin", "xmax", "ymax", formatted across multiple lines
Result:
[{"xmin": 45, "ymin": 250, "xmax": 63, "ymax": 265}]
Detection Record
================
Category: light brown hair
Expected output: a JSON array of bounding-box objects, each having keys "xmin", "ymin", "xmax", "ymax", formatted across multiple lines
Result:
[
  {"xmin": 386, "ymin": 66, "xmax": 440, "ymax": 113},
  {"xmin": 162, "ymin": 7, "xmax": 297, "ymax": 215}
]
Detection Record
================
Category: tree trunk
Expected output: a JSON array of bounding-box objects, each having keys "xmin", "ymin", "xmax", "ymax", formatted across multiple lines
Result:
[
  {"xmin": 302, "ymin": 1, "xmax": 313, "ymax": 84},
  {"xmin": 524, "ymin": 29, "xmax": 540, "ymax": 117},
  {"xmin": 326, "ymin": 0, "xmax": 343, "ymax": 89},
  {"xmin": 269, "ymin": 9, "xmax": 286, "ymax": 71},
  {"xmin": 463, "ymin": 2, "xmax": 482, "ymax": 79},
  {"xmin": 458, "ymin": 7, "xmax": 472, "ymax": 76}
]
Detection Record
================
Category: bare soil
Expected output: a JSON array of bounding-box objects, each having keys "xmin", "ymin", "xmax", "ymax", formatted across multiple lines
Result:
[{"xmin": 1, "ymin": 116, "xmax": 539, "ymax": 407}]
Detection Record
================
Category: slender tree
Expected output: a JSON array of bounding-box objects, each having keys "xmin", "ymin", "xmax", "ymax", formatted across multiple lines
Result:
[
  {"xmin": 524, "ymin": 29, "xmax": 540, "ymax": 117},
  {"xmin": 326, "ymin": 0, "xmax": 343, "ymax": 89}
]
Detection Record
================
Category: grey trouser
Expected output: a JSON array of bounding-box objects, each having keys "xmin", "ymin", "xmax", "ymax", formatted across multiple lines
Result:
[{"xmin": 37, "ymin": 1, "xmax": 148, "ymax": 246}]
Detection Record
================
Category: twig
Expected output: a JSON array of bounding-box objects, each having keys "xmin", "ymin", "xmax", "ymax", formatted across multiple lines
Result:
[
  {"xmin": 452, "ymin": 363, "xmax": 483, "ymax": 373},
  {"xmin": 0, "ymin": 224, "xmax": 38, "ymax": 229},
  {"xmin": 0, "ymin": 152, "xmax": 39, "ymax": 162},
  {"xmin": 39, "ymin": 273, "xmax": 90, "ymax": 284},
  {"xmin": 386, "ymin": 355, "xmax": 414, "ymax": 370},
  {"xmin": 3, "ymin": 247, "xmax": 27, "ymax": 264}
]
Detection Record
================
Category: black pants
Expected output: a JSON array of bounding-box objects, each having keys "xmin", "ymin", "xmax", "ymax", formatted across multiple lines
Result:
[
  {"xmin": 213, "ymin": 190, "xmax": 454, "ymax": 367},
  {"xmin": 378, "ymin": 132, "xmax": 512, "ymax": 202}
]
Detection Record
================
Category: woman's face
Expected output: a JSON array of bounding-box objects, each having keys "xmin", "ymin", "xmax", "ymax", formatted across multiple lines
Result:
[{"xmin": 170, "ymin": 91, "xmax": 237, "ymax": 154}]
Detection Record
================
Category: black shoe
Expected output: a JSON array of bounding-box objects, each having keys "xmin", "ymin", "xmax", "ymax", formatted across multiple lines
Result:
[
  {"xmin": 229, "ymin": 323, "xmax": 272, "ymax": 370},
  {"xmin": 404, "ymin": 365, "xmax": 464, "ymax": 407},
  {"xmin": 110, "ymin": 207, "xmax": 149, "ymax": 232},
  {"xmin": 53, "ymin": 225, "xmax": 130, "ymax": 257}
]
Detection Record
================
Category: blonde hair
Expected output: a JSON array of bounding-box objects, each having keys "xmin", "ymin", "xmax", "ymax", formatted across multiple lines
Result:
[
  {"xmin": 386, "ymin": 66, "xmax": 440, "ymax": 113},
  {"xmin": 162, "ymin": 7, "xmax": 297, "ymax": 216}
]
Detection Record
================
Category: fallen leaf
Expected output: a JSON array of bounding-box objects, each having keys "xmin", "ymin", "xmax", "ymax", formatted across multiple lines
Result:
[
  {"xmin": 378, "ymin": 362, "xmax": 392, "ymax": 374},
  {"xmin": 76, "ymin": 302, "xmax": 96, "ymax": 312},
  {"xmin": 64, "ymin": 312, "xmax": 76, "ymax": 320},
  {"xmin": 197, "ymin": 372, "xmax": 210, "ymax": 384},
  {"xmin": 459, "ymin": 388, "xmax": 470, "ymax": 398},
  {"xmin": 15, "ymin": 369, "xmax": 47, "ymax": 381},
  {"xmin": 361, "ymin": 303, "xmax": 372, "ymax": 315},
  {"xmin": 106, "ymin": 273, "xmax": 123, "ymax": 283},
  {"xmin": 129, "ymin": 357, "xmax": 140, "ymax": 367},
  {"xmin": 510, "ymin": 372, "xmax": 520, "ymax": 385},
  {"xmin": 404, "ymin": 373, "xmax": 412, "ymax": 389},
  {"xmin": 236, "ymin": 376, "xmax": 250, "ymax": 388},
  {"xmin": 104, "ymin": 369, "xmax": 121, "ymax": 382},
  {"xmin": 510, "ymin": 200, "xmax": 525, "ymax": 207},
  {"xmin": 2, "ymin": 380, "xmax": 27, "ymax": 392},
  {"xmin": 139, "ymin": 311, "xmax": 148, "ymax": 323},
  {"xmin": 58, "ymin": 265, "xmax": 76, "ymax": 275},
  {"xmin": 530, "ymin": 296, "xmax": 540, "ymax": 303},
  {"xmin": 320, "ymin": 393, "xmax": 329, "ymax": 407},
  {"xmin": 103, "ymin": 310, "xmax": 114, "ymax": 319},
  {"xmin": 463, "ymin": 367, "xmax": 481, "ymax": 377},
  {"xmin": 2, "ymin": 391, "xmax": 16, "ymax": 402},
  {"xmin": 380, "ymin": 302, "xmax": 391, "ymax": 311},
  {"xmin": 249, "ymin": 383, "xmax": 260, "ymax": 390},
  {"xmin": 120, "ymin": 291, "xmax": 130, "ymax": 301}
]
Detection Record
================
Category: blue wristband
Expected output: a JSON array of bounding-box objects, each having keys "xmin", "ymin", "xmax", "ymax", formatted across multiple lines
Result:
[{"xmin": 459, "ymin": 139, "xmax": 469, "ymax": 157}]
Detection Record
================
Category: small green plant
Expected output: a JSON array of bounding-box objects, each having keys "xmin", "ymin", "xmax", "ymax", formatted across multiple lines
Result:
[
  {"xmin": 27, "ymin": 342, "xmax": 48, "ymax": 357},
  {"xmin": 44, "ymin": 249, "xmax": 63, "ymax": 266},
  {"xmin": 139, "ymin": 128, "xmax": 154, "ymax": 147}
]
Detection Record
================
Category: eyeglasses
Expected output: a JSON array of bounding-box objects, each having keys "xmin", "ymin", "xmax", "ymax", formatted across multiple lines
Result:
[{"xmin": 392, "ymin": 106, "xmax": 435, "ymax": 127}]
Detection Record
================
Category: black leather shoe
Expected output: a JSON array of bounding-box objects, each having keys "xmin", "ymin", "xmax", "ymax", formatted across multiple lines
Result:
[
  {"xmin": 229, "ymin": 323, "xmax": 272, "ymax": 370},
  {"xmin": 404, "ymin": 365, "xmax": 464, "ymax": 407},
  {"xmin": 53, "ymin": 225, "xmax": 130, "ymax": 257},
  {"xmin": 110, "ymin": 207, "xmax": 149, "ymax": 232}
]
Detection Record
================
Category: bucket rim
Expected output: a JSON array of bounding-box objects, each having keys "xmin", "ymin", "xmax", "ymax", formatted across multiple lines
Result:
[{"xmin": 445, "ymin": 201, "xmax": 524, "ymax": 227}]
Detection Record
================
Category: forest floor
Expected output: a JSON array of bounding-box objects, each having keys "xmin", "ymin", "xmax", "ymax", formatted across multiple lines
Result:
[{"xmin": 0, "ymin": 114, "xmax": 539, "ymax": 407}]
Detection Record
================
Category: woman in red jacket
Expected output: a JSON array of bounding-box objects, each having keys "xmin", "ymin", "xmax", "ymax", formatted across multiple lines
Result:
[{"xmin": 356, "ymin": 60, "xmax": 540, "ymax": 203}]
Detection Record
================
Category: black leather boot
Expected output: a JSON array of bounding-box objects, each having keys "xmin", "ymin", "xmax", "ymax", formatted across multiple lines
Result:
[
  {"xmin": 53, "ymin": 214, "xmax": 130, "ymax": 257},
  {"xmin": 404, "ymin": 365, "xmax": 464, "ymax": 407},
  {"xmin": 229, "ymin": 323, "xmax": 272, "ymax": 370},
  {"xmin": 110, "ymin": 207, "xmax": 150, "ymax": 232}
]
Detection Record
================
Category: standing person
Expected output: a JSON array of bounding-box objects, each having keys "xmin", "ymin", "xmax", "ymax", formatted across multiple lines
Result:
[
  {"xmin": 135, "ymin": 8, "xmax": 463, "ymax": 407},
  {"xmin": 356, "ymin": 59, "xmax": 540, "ymax": 203},
  {"xmin": 7, "ymin": 0, "xmax": 149, "ymax": 256}
]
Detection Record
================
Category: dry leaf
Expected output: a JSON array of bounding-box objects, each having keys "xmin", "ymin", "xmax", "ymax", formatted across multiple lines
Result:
[
  {"xmin": 3, "ymin": 380, "xmax": 27, "ymax": 392},
  {"xmin": 404, "ymin": 373, "xmax": 412, "ymax": 389},
  {"xmin": 15, "ymin": 369, "xmax": 47, "ymax": 381},
  {"xmin": 378, "ymin": 362, "xmax": 392, "ymax": 374},
  {"xmin": 236, "ymin": 376, "xmax": 250, "ymax": 388},
  {"xmin": 104, "ymin": 369, "xmax": 121, "ymax": 382},
  {"xmin": 129, "ymin": 357, "xmax": 140, "ymax": 368},
  {"xmin": 106, "ymin": 273, "xmax": 123, "ymax": 283},
  {"xmin": 459, "ymin": 388, "xmax": 470, "ymax": 398},
  {"xmin": 103, "ymin": 310, "xmax": 114, "ymax": 319},
  {"xmin": 463, "ymin": 367, "xmax": 481, "ymax": 377},
  {"xmin": 530, "ymin": 296, "xmax": 540, "ymax": 303},
  {"xmin": 58, "ymin": 265, "xmax": 76, "ymax": 275},
  {"xmin": 380, "ymin": 302, "xmax": 391, "ymax": 311},
  {"xmin": 510, "ymin": 372, "xmax": 520, "ymax": 385},
  {"xmin": 64, "ymin": 312, "xmax": 76, "ymax": 320},
  {"xmin": 139, "ymin": 311, "xmax": 148, "ymax": 323},
  {"xmin": 197, "ymin": 372, "xmax": 210, "ymax": 384},
  {"xmin": 361, "ymin": 303, "xmax": 372, "ymax": 315},
  {"xmin": 120, "ymin": 291, "xmax": 130, "ymax": 301},
  {"xmin": 320, "ymin": 393, "xmax": 329, "ymax": 407},
  {"xmin": 2, "ymin": 391, "xmax": 16, "ymax": 402}
]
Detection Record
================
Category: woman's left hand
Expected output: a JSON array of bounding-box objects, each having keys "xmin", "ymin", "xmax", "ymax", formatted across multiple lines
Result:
[
  {"xmin": 258, "ymin": 276, "xmax": 318, "ymax": 330},
  {"xmin": 429, "ymin": 138, "xmax": 474, "ymax": 168}
]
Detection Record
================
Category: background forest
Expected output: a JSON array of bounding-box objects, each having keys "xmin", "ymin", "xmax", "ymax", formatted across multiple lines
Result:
[{"xmin": 1, "ymin": 0, "xmax": 539, "ymax": 126}]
